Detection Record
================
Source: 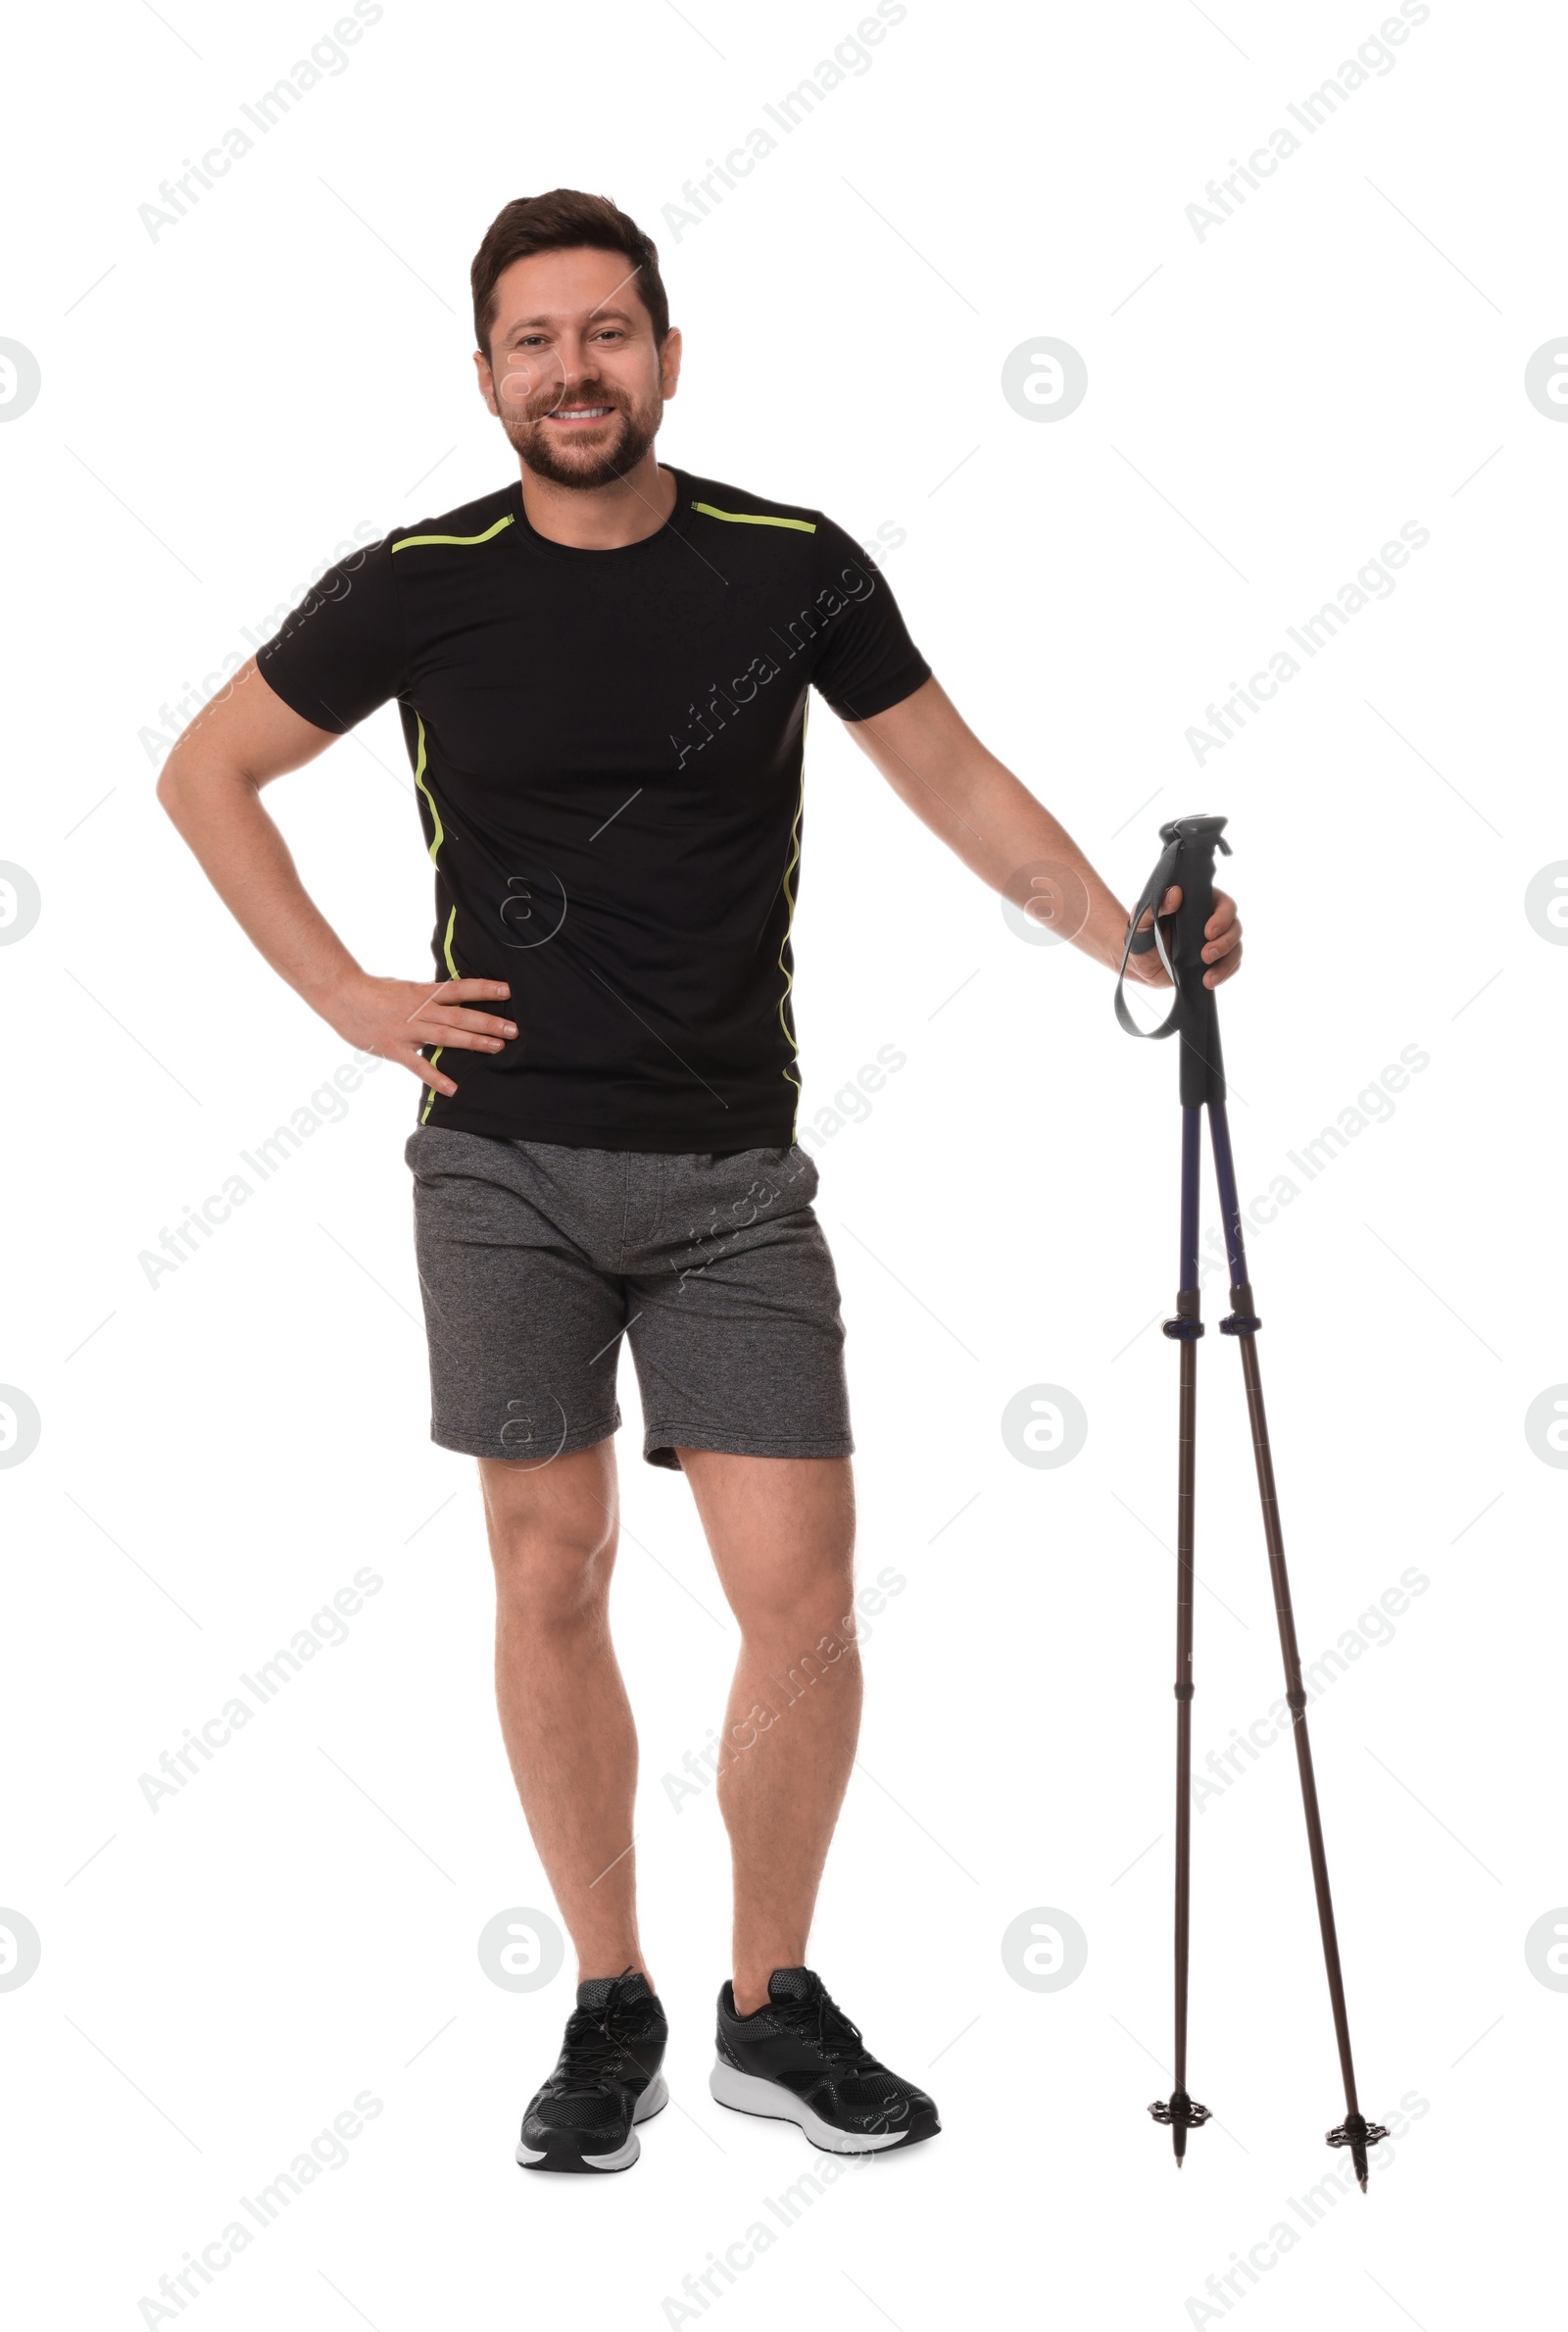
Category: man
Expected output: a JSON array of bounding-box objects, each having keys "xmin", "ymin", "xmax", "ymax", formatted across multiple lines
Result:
[{"xmin": 157, "ymin": 188, "xmax": 1241, "ymax": 2175}]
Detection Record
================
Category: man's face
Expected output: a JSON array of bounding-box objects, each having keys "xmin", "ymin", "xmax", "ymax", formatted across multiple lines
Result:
[{"xmin": 475, "ymin": 245, "xmax": 680, "ymax": 490}]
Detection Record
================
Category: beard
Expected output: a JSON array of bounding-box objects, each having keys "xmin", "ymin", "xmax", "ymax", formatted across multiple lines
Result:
[{"xmin": 497, "ymin": 380, "xmax": 662, "ymax": 492}]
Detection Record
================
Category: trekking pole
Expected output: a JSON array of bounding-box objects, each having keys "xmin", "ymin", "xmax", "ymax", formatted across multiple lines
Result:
[{"xmin": 1112, "ymin": 815, "xmax": 1387, "ymax": 2189}]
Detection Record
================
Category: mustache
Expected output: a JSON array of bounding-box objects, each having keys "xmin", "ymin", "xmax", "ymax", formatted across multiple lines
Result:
[{"xmin": 499, "ymin": 373, "xmax": 627, "ymax": 422}]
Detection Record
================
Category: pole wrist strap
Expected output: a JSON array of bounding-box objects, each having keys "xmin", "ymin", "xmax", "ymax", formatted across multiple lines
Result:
[{"xmin": 1113, "ymin": 835, "xmax": 1184, "ymax": 1043}]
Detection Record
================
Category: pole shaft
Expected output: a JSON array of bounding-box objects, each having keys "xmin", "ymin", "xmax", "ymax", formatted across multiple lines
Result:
[
  {"xmin": 1172, "ymin": 1106, "xmax": 1201, "ymax": 2108},
  {"xmin": 1180, "ymin": 1105, "xmax": 1202, "ymax": 1291},
  {"xmin": 1206, "ymin": 1094, "xmax": 1248, "ymax": 1282},
  {"xmin": 1174, "ymin": 1336, "xmax": 1196, "ymax": 2091},
  {"xmin": 1209, "ymin": 1099, "xmax": 1363, "ymax": 2123},
  {"xmin": 1233, "ymin": 1331, "xmax": 1361, "ymax": 2117}
]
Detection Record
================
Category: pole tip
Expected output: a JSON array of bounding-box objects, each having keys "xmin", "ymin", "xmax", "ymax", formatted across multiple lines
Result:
[
  {"xmin": 1151, "ymin": 2090, "xmax": 1208, "ymax": 2166},
  {"xmin": 1327, "ymin": 2113, "xmax": 1387, "ymax": 2194}
]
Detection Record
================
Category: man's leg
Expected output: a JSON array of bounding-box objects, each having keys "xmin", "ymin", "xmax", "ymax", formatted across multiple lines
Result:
[
  {"xmin": 674, "ymin": 1449, "xmax": 860, "ymax": 2013},
  {"xmin": 478, "ymin": 1442, "xmax": 651, "ymax": 1987}
]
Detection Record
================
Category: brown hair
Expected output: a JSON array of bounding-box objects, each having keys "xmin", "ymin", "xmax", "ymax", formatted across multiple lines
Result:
[{"xmin": 470, "ymin": 189, "xmax": 669, "ymax": 360}]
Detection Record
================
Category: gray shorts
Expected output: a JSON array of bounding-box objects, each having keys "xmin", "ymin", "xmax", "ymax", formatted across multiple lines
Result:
[{"xmin": 403, "ymin": 1126, "xmax": 855, "ymax": 1469}]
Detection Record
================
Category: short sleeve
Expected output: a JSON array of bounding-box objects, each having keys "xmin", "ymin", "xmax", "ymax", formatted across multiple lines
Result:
[
  {"xmin": 256, "ymin": 535, "xmax": 406, "ymax": 733},
  {"xmin": 807, "ymin": 516, "xmax": 931, "ymax": 722}
]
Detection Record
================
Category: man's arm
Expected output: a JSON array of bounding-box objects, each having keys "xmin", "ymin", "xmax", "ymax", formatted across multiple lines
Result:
[
  {"xmin": 841, "ymin": 675, "xmax": 1242, "ymax": 987},
  {"xmin": 155, "ymin": 661, "xmax": 514, "ymax": 1095}
]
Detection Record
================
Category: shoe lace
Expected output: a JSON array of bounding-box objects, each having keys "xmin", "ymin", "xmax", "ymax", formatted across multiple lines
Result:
[
  {"xmin": 767, "ymin": 1982, "xmax": 881, "ymax": 2077},
  {"xmin": 556, "ymin": 1972, "xmax": 652, "ymax": 2096}
]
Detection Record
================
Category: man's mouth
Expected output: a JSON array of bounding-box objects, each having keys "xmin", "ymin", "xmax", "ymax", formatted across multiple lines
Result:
[{"xmin": 543, "ymin": 404, "xmax": 614, "ymax": 427}]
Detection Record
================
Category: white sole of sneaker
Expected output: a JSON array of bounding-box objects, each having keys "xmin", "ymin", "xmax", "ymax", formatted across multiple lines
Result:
[
  {"xmin": 708, "ymin": 2060, "xmax": 909, "ymax": 2153},
  {"xmin": 515, "ymin": 2071, "xmax": 669, "ymax": 2171}
]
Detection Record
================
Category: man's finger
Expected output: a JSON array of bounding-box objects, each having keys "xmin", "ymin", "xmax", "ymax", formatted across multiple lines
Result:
[
  {"xmin": 408, "ymin": 1021, "xmax": 510, "ymax": 1052},
  {"xmin": 404, "ymin": 977, "xmax": 512, "ymax": 1026},
  {"xmin": 424, "ymin": 1006, "xmax": 518, "ymax": 1037},
  {"xmin": 431, "ymin": 977, "xmax": 512, "ymax": 1001},
  {"xmin": 402, "ymin": 1046, "xmax": 459, "ymax": 1095}
]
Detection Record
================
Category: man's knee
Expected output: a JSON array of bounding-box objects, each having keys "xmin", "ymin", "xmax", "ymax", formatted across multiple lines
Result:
[
  {"xmin": 480, "ymin": 1452, "xmax": 617, "ymax": 1622},
  {"xmin": 730, "ymin": 1560, "xmax": 858, "ymax": 1649},
  {"xmin": 492, "ymin": 1518, "xmax": 617, "ymax": 1629}
]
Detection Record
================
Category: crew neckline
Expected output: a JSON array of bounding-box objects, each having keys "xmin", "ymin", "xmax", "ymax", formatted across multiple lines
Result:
[{"xmin": 508, "ymin": 463, "xmax": 693, "ymax": 560}]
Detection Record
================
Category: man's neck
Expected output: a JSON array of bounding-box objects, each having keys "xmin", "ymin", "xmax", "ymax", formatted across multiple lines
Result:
[{"xmin": 518, "ymin": 453, "xmax": 677, "ymax": 550}]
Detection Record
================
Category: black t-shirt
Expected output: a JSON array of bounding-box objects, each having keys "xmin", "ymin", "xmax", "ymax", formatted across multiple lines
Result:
[{"xmin": 257, "ymin": 465, "xmax": 930, "ymax": 1150}]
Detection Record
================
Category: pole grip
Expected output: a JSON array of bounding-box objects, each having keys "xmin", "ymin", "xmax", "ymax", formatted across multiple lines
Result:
[
  {"xmin": 1113, "ymin": 812, "xmax": 1232, "ymax": 1107},
  {"xmin": 1162, "ymin": 816, "xmax": 1229, "ymax": 1109}
]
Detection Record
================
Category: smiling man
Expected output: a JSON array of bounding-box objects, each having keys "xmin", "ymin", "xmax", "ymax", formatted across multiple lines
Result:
[{"xmin": 157, "ymin": 188, "xmax": 1241, "ymax": 2176}]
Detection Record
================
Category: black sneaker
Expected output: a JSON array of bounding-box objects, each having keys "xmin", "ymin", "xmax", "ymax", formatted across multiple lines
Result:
[
  {"xmin": 515, "ymin": 1968, "xmax": 668, "ymax": 2173},
  {"xmin": 710, "ymin": 1967, "xmax": 940, "ymax": 2155}
]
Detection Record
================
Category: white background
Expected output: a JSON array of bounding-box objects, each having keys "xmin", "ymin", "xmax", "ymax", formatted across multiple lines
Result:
[{"xmin": 2, "ymin": 1, "xmax": 1561, "ymax": 2325}]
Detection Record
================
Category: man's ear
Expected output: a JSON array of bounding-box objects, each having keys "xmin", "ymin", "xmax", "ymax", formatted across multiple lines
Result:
[
  {"xmin": 661, "ymin": 325, "xmax": 683, "ymax": 401},
  {"xmin": 473, "ymin": 346, "xmax": 500, "ymax": 416}
]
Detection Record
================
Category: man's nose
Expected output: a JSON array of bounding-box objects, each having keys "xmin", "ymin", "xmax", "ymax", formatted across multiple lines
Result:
[{"xmin": 558, "ymin": 336, "xmax": 601, "ymax": 381}]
